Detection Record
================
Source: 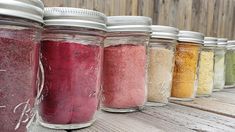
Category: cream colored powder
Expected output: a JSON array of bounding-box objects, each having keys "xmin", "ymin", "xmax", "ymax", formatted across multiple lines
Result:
[
  {"xmin": 197, "ymin": 51, "xmax": 214, "ymax": 96},
  {"xmin": 147, "ymin": 47, "xmax": 174, "ymax": 104}
]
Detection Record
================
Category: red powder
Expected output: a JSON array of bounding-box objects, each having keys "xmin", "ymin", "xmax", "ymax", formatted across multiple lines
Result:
[
  {"xmin": 102, "ymin": 44, "xmax": 146, "ymax": 109},
  {"xmin": 40, "ymin": 41, "xmax": 102, "ymax": 124},
  {"xmin": 0, "ymin": 29, "xmax": 39, "ymax": 132}
]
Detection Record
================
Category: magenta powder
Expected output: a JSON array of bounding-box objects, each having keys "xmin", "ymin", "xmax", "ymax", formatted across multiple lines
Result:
[
  {"xmin": 40, "ymin": 40, "xmax": 102, "ymax": 124},
  {"xmin": 102, "ymin": 44, "xmax": 146, "ymax": 109},
  {"xmin": 0, "ymin": 29, "xmax": 39, "ymax": 131}
]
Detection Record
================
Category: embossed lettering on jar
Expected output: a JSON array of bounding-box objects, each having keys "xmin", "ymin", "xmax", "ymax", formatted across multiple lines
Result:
[{"xmin": 0, "ymin": 0, "xmax": 44, "ymax": 131}]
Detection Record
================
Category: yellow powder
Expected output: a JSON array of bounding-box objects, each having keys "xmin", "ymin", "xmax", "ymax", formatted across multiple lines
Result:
[
  {"xmin": 147, "ymin": 48, "xmax": 174, "ymax": 103},
  {"xmin": 171, "ymin": 43, "xmax": 200, "ymax": 98},
  {"xmin": 197, "ymin": 51, "xmax": 214, "ymax": 96}
]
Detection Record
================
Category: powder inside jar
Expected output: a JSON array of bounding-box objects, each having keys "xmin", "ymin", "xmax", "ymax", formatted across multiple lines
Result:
[
  {"xmin": 102, "ymin": 44, "xmax": 146, "ymax": 109},
  {"xmin": 197, "ymin": 50, "xmax": 214, "ymax": 96},
  {"xmin": 147, "ymin": 47, "xmax": 174, "ymax": 104},
  {"xmin": 40, "ymin": 40, "xmax": 102, "ymax": 124},
  {"xmin": 0, "ymin": 29, "xmax": 39, "ymax": 132},
  {"xmin": 213, "ymin": 49, "xmax": 225, "ymax": 91},
  {"xmin": 171, "ymin": 43, "xmax": 200, "ymax": 99},
  {"xmin": 225, "ymin": 50, "xmax": 235, "ymax": 86}
]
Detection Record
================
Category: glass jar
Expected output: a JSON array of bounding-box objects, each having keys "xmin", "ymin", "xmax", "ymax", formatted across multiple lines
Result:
[
  {"xmin": 0, "ymin": 1, "xmax": 43, "ymax": 131},
  {"xmin": 225, "ymin": 40, "xmax": 235, "ymax": 88},
  {"xmin": 171, "ymin": 31, "xmax": 204, "ymax": 101},
  {"xmin": 197, "ymin": 37, "xmax": 216, "ymax": 97},
  {"xmin": 213, "ymin": 38, "xmax": 227, "ymax": 91},
  {"xmin": 38, "ymin": 8, "xmax": 106, "ymax": 129},
  {"xmin": 102, "ymin": 16, "xmax": 152, "ymax": 112},
  {"xmin": 146, "ymin": 25, "xmax": 178, "ymax": 106}
]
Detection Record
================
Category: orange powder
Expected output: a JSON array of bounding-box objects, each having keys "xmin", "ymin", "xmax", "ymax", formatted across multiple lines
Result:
[{"xmin": 171, "ymin": 43, "xmax": 200, "ymax": 98}]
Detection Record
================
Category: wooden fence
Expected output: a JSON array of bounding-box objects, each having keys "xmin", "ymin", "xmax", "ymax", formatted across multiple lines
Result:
[{"xmin": 42, "ymin": 0, "xmax": 235, "ymax": 40}]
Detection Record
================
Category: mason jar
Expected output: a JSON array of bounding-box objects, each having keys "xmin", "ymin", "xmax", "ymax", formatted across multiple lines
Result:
[
  {"xmin": 171, "ymin": 31, "xmax": 204, "ymax": 101},
  {"xmin": 197, "ymin": 37, "xmax": 216, "ymax": 97},
  {"xmin": 146, "ymin": 25, "xmax": 178, "ymax": 106},
  {"xmin": 102, "ymin": 16, "xmax": 152, "ymax": 112},
  {"xmin": 213, "ymin": 38, "xmax": 227, "ymax": 91},
  {"xmin": 38, "ymin": 7, "xmax": 106, "ymax": 129},
  {"xmin": 0, "ymin": 0, "xmax": 43, "ymax": 131},
  {"xmin": 225, "ymin": 40, "xmax": 235, "ymax": 88}
]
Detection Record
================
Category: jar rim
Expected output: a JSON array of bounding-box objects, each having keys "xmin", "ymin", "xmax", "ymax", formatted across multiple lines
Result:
[
  {"xmin": 107, "ymin": 16, "xmax": 152, "ymax": 32},
  {"xmin": 151, "ymin": 25, "xmax": 179, "ymax": 40},
  {"xmin": 204, "ymin": 37, "xmax": 217, "ymax": 46},
  {"xmin": 44, "ymin": 7, "xmax": 107, "ymax": 31},
  {"xmin": 178, "ymin": 30, "xmax": 204, "ymax": 44},
  {"xmin": 0, "ymin": 0, "xmax": 44, "ymax": 23},
  {"xmin": 217, "ymin": 38, "xmax": 228, "ymax": 45}
]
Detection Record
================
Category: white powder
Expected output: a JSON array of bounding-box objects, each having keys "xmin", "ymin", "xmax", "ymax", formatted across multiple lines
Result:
[{"xmin": 147, "ymin": 47, "xmax": 174, "ymax": 105}]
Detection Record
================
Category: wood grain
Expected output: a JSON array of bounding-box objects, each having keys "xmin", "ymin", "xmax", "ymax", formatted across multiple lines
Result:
[
  {"xmin": 29, "ymin": 102, "xmax": 235, "ymax": 132},
  {"xmin": 42, "ymin": 0, "xmax": 235, "ymax": 39},
  {"xmin": 171, "ymin": 89, "xmax": 235, "ymax": 118}
]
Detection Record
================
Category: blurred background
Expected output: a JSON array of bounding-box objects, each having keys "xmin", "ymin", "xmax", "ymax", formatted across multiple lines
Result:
[{"xmin": 42, "ymin": 0, "xmax": 235, "ymax": 40}]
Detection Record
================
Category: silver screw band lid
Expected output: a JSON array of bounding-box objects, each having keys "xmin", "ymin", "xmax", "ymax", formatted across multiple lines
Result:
[
  {"xmin": 0, "ymin": 0, "xmax": 44, "ymax": 23},
  {"xmin": 151, "ymin": 25, "xmax": 179, "ymax": 40},
  {"xmin": 107, "ymin": 16, "xmax": 152, "ymax": 32},
  {"xmin": 217, "ymin": 38, "xmax": 228, "ymax": 45},
  {"xmin": 44, "ymin": 7, "xmax": 107, "ymax": 31},
  {"xmin": 228, "ymin": 40, "xmax": 235, "ymax": 45},
  {"xmin": 204, "ymin": 37, "xmax": 217, "ymax": 46},
  {"xmin": 178, "ymin": 30, "xmax": 204, "ymax": 44}
]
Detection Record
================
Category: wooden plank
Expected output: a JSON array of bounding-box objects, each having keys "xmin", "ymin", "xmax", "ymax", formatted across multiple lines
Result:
[
  {"xmin": 171, "ymin": 94, "xmax": 235, "ymax": 118},
  {"xmin": 206, "ymin": 0, "xmax": 216, "ymax": 37},
  {"xmin": 168, "ymin": 0, "xmax": 179, "ymax": 27},
  {"xmin": 131, "ymin": 0, "xmax": 138, "ymax": 16},
  {"xmin": 42, "ymin": 0, "xmax": 65, "ymax": 7},
  {"xmin": 211, "ymin": 0, "xmax": 220, "ymax": 37},
  {"xmin": 125, "ymin": 0, "xmax": 132, "ymax": 16},
  {"xmin": 28, "ymin": 122, "xmax": 66, "ymax": 132},
  {"xmin": 119, "ymin": 0, "xmax": 126, "ymax": 15},
  {"xmin": 76, "ymin": 111, "xmax": 164, "ymax": 132},
  {"xmin": 232, "ymin": 0, "xmax": 235, "ymax": 40},
  {"xmin": 177, "ymin": 0, "xmax": 192, "ymax": 30},
  {"xmin": 142, "ymin": 103, "xmax": 235, "ymax": 131}
]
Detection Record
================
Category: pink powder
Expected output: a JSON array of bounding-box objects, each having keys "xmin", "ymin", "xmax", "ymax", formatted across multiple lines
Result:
[
  {"xmin": 102, "ymin": 44, "xmax": 146, "ymax": 109},
  {"xmin": 40, "ymin": 41, "xmax": 102, "ymax": 124},
  {"xmin": 0, "ymin": 29, "xmax": 39, "ymax": 132}
]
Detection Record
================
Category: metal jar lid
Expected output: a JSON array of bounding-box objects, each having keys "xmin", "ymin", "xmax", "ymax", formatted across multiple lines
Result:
[
  {"xmin": 204, "ymin": 37, "xmax": 217, "ymax": 46},
  {"xmin": 107, "ymin": 16, "xmax": 152, "ymax": 32},
  {"xmin": 217, "ymin": 38, "xmax": 228, "ymax": 45},
  {"xmin": 151, "ymin": 25, "xmax": 179, "ymax": 40},
  {"xmin": 178, "ymin": 30, "xmax": 204, "ymax": 44},
  {"xmin": 226, "ymin": 40, "xmax": 235, "ymax": 48},
  {"xmin": 44, "ymin": 7, "xmax": 107, "ymax": 31},
  {"xmin": 228, "ymin": 40, "xmax": 235, "ymax": 45},
  {"xmin": 0, "ymin": 0, "xmax": 44, "ymax": 23}
]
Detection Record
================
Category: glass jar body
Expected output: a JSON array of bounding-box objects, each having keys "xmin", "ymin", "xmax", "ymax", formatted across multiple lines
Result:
[
  {"xmin": 171, "ymin": 42, "xmax": 201, "ymax": 101},
  {"xmin": 102, "ymin": 32, "xmax": 149, "ymax": 112},
  {"xmin": 225, "ymin": 47, "xmax": 235, "ymax": 88},
  {"xmin": 38, "ymin": 26, "xmax": 105, "ymax": 129},
  {"xmin": 213, "ymin": 47, "xmax": 226, "ymax": 91},
  {"xmin": 146, "ymin": 38, "xmax": 176, "ymax": 106},
  {"xmin": 0, "ymin": 16, "xmax": 41, "ymax": 132},
  {"xmin": 197, "ymin": 46, "xmax": 215, "ymax": 97}
]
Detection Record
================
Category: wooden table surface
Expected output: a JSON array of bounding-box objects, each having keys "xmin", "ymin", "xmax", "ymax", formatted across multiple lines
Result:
[{"xmin": 29, "ymin": 88, "xmax": 235, "ymax": 132}]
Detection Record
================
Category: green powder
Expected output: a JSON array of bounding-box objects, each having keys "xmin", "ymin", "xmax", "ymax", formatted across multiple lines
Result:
[{"xmin": 225, "ymin": 49, "xmax": 235, "ymax": 86}]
